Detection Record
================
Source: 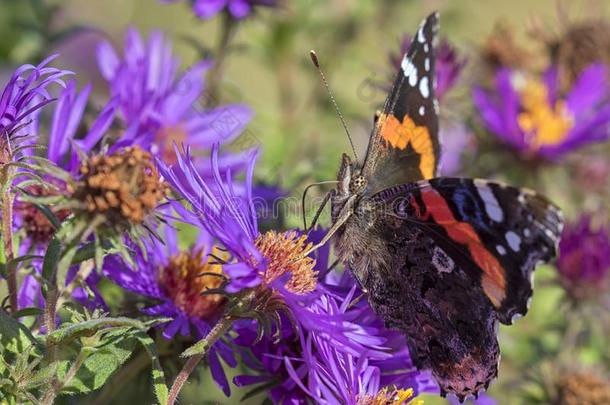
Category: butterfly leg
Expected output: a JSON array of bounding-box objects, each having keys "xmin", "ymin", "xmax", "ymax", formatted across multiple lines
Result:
[
  {"xmin": 301, "ymin": 194, "xmax": 357, "ymax": 258},
  {"xmin": 305, "ymin": 189, "xmax": 336, "ymax": 233}
]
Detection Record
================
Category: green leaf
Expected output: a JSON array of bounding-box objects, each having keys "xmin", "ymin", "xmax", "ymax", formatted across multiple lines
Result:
[
  {"xmin": 94, "ymin": 235, "xmax": 103, "ymax": 273},
  {"xmin": 0, "ymin": 310, "xmax": 43, "ymax": 356},
  {"xmin": 11, "ymin": 307, "xmax": 44, "ymax": 319},
  {"xmin": 135, "ymin": 333, "xmax": 168, "ymax": 405},
  {"xmin": 8, "ymin": 254, "xmax": 43, "ymax": 267},
  {"xmin": 70, "ymin": 241, "xmax": 95, "ymax": 264},
  {"xmin": 58, "ymin": 338, "xmax": 137, "ymax": 395},
  {"xmin": 42, "ymin": 237, "xmax": 61, "ymax": 284},
  {"xmin": 46, "ymin": 317, "xmax": 147, "ymax": 346}
]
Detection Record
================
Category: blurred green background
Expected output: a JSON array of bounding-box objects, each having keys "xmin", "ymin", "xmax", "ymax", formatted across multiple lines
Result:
[{"xmin": 1, "ymin": 1, "xmax": 609, "ymax": 404}]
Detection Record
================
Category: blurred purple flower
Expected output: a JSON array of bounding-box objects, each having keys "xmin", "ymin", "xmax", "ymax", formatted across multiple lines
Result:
[
  {"xmin": 439, "ymin": 119, "xmax": 475, "ymax": 175},
  {"xmin": 473, "ymin": 64, "xmax": 610, "ymax": 160},
  {"xmin": 103, "ymin": 224, "xmax": 237, "ymax": 395},
  {"xmin": 161, "ymin": 0, "xmax": 278, "ymax": 20},
  {"xmin": 557, "ymin": 215, "xmax": 610, "ymax": 300},
  {"xmin": 391, "ymin": 36, "xmax": 465, "ymax": 101},
  {"xmin": 45, "ymin": 79, "xmax": 118, "ymax": 172},
  {"xmin": 96, "ymin": 28, "xmax": 252, "ymax": 163}
]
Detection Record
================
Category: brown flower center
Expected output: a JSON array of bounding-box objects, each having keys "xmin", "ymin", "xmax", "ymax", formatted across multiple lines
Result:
[
  {"xmin": 254, "ymin": 230, "xmax": 317, "ymax": 295},
  {"xmin": 159, "ymin": 248, "xmax": 227, "ymax": 319},
  {"xmin": 75, "ymin": 146, "xmax": 165, "ymax": 224},
  {"xmin": 15, "ymin": 185, "xmax": 70, "ymax": 244},
  {"xmin": 557, "ymin": 370, "xmax": 610, "ymax": 405}
]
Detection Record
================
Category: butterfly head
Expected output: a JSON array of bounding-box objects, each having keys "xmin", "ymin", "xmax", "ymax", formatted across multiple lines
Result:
[{"xmin": 336, "ymin": 153, "xmax": 367, "ymax": 197}]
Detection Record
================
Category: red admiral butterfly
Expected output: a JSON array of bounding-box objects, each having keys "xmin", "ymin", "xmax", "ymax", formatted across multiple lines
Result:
[{"xmin": 312, "ymin": 12, "xmax": 564, "ymax": 401}]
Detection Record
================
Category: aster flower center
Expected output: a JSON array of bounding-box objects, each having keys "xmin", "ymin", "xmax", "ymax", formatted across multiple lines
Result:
[
  {"xmin": 159, "ymin": 248, "xmax": 227, "ymax": 319},
  {"xmin": 74, "ymin": 146, "xmax": 165, "ymax": 225},
  {"xmin": 517, "ymin": 79, "xmax": 574, "ymax": 147},
  {"xmin": 254, "ymin": 230, "xmax": 317, "ymax": 295},
  {"xmin": 155, "ymin": 125, "xmax": 188, "ymax": 164},
  {"xmin": 357, "ymin": 387, "xmax": 422, "ymax": 405}
]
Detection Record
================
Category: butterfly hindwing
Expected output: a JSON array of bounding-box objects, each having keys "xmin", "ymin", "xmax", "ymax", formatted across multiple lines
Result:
[
  {"xmin": 361, "ymin": 12, "xmax": 440, "ymax": 192},
  {"xmin": 371, "ymin": 178, "xmax": 563, "ymax": 325},
  {"xmin": 336, "ymin": 211, "xmax": 500, "ymax": 400}
]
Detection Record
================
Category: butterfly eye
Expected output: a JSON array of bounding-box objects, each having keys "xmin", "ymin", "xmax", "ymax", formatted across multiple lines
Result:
[{"xmin": 349, "ymin": 175, "xmax": 367, "ymax": 194}]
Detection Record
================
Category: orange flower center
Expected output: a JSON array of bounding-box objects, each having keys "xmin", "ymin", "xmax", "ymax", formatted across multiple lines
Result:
[
  {"xmin": 254, "ymin": 230, "xmax": 318, "ymax": 295},
  {"xmin": 159, "ymin": 247, "xmax": 227, "ymax": 319},
  {"xmin": 516, "ymin": 78, "xmax": 574, "ymax": 148},
  {"xmin": 357, "ymin": 387, "xmax": 422, "ymax": 405},
  {"xmin": 155, "ymin": 124, "xmax": 188, "ymax": 164}
]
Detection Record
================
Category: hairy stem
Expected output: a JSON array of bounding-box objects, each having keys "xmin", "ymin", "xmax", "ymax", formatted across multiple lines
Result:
[
  {"xmin": 2, "ymin": 187, "xmax": 17, "ymax": 312},
  {"xmin": 167, "ymin": 316, "xmax": 235, "ymax": 405}
]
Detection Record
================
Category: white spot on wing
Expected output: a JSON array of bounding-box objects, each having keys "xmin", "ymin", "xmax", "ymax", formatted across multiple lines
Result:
[
  {"xmin": 475, "ymin": 182, "xmax": 504, "ymax": 222},
  {"xmin": 401, "ymin": 56, "xmax": 418, "ymax": 86},
  {"xmin": 523, "ymin": 228, "xmax": 531, "ymax": 237},
  {"xmin": 425, "ymin": 58, "xmax": 430, "ymax": 71},
  {"xmin": 419, "ymin": 106, "xmax": 425, "ymax": 116},
  {"xmin": 506, "ymin": 231, "xmax": 521, "ymax": 251},
  {"xmin": 424, "ymin": 43, "xmax": 429, "ymax": 53},
  {"xmin": 496, "ymin": 245, "xmax": 506, "ymax": 255},
  {"xmin": 432, "ymin": 247, "xmax": 455, "ymax": 273},
  {"xmin": 419, "ymin": 76, "xmax": 430, "ymax": 98}
]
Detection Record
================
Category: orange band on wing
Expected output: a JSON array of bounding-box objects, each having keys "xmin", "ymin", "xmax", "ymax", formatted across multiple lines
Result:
[
  {"xmin": 379, "ymin": 113, "xmax": 435, "ymax": 179},
  {"xmin": 419, "ymin": 188, "xmax": 507, "ymax": 307}
]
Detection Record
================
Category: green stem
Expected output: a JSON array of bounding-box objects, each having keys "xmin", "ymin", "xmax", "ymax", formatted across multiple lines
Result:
[
  {"xmin": 205, "ymin": 13, "xmax": 237, "ymax": 107},
  {"xmin": 2, "ymin": 186, "xmax": 17, "ymax": 313},
  {"xmin": 167, "ymin": 316, "xmax": 235, "ymax": 405},
  {"xmin": 40, "ymin": 349, "xmax": 88, "ymax": 404}
]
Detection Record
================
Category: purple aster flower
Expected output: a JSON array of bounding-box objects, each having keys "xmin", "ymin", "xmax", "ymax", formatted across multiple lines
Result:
[
  {"xmin": 390, "ymin": 36, "xmax": 465, "ymax": 101},
  {"xmin": 473, "ymin": 64, "xmax": 610, "ymax": 160},
  {"xmin": 103, "ymin": 224, "xmax": 237, "ymax": 395},
  {"xmin": 0, "ymin": 55, "xmax": 70, "ymax": 143},
  {"xmin": 157, "ymin": 144, "xmax": 318, "ymax": 295},
  {"xmin": 96, "ymin": 28, "xmax": 252, "ymax": 164},
  {"xmin": 233, "ymin": 269, "xmax": 432, "ymax": 404},
  {"xmin": 161, "ymin": 0, "xmax": 279, "ymax": 20},
  {"xmin": 557, "ymin": 214, "xmax": 610, "ymax": 301}
]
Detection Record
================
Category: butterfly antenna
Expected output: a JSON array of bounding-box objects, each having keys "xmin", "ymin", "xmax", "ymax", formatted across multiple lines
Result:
[{"xmin": 310, "ymin": 50, "xmax": 359, "ymax": 162}]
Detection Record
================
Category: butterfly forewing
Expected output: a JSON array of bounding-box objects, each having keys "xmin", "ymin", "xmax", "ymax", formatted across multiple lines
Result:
[{"xmin": 362, "ymin": 12, "xmax": 440, "ymax": 193}]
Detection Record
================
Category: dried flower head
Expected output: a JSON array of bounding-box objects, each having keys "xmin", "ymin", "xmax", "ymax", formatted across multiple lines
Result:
[
  {"xmin": 14, "ymin": 185, "xmax": 70, "ymax": 244},
  {"xmin": 73, "ymin": 146, "xmax": 165, "ymax": 226},
  {"xmin": 555, "ymin": 370, "xmax": 610, "ymax": 405},
  {"xmin": 542, "ymin": 19, "xmax": 610, "ymax": 90},
  {"xmin": 482, "ymin": 22, "xmax": 532, "ymax": 71}
]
